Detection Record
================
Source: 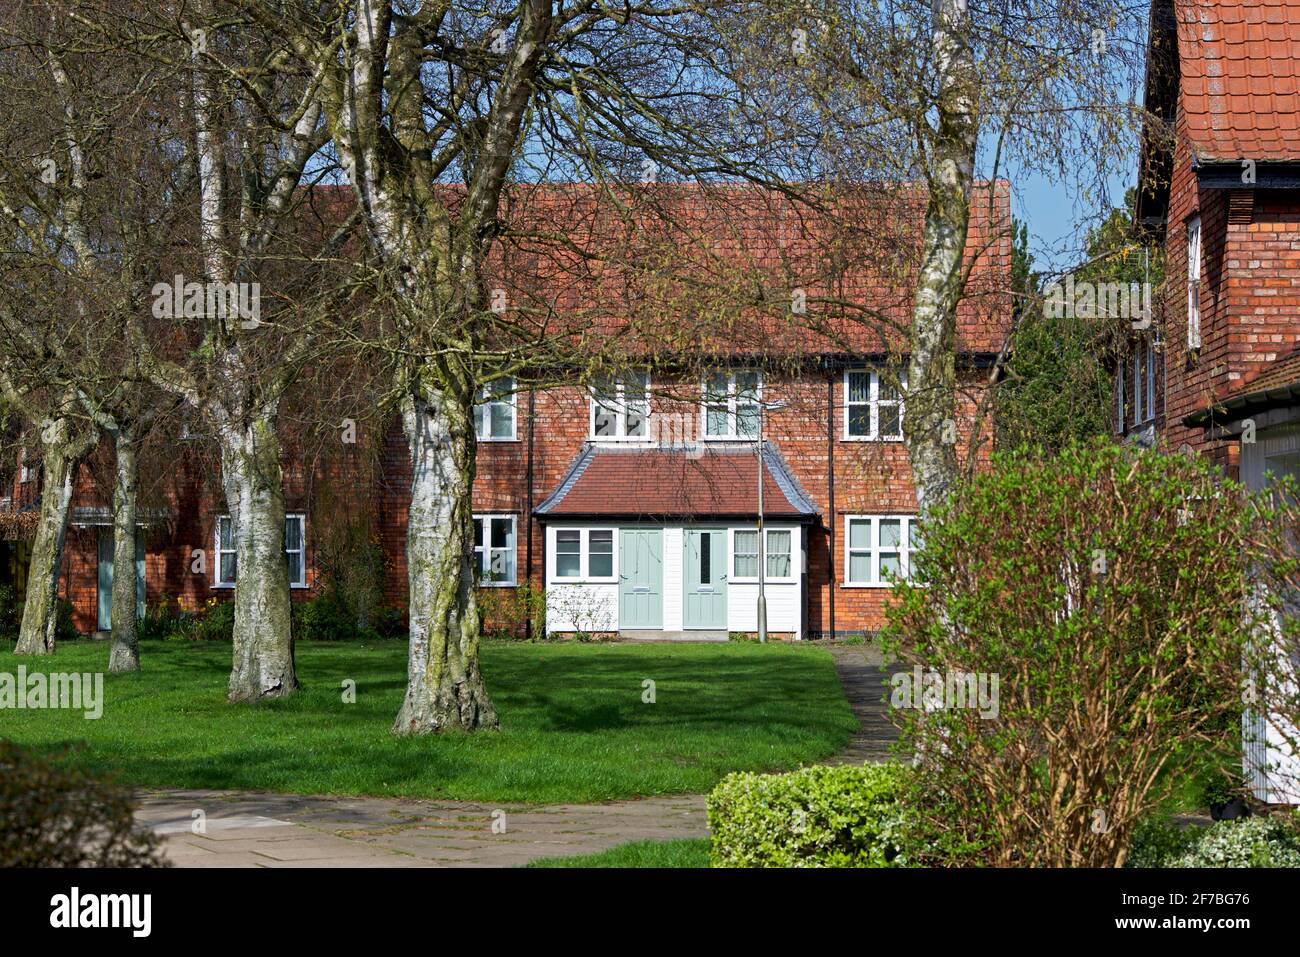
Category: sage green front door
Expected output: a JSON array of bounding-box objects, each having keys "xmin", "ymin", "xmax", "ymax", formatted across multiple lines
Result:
[
  {"xmin": 619, "ymin": 528, "xmax": 663, "ymax": 629},
  {"xmin": 97, "ymin": 528, "xmax": 145, "ymax": 631},
  {"xmin": 683, "ymin": 529, "xmax": 726, "ymax": 629}
]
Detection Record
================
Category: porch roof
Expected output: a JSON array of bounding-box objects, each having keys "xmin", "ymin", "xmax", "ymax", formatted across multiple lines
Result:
[
  {"xmin": 1184, "ymin": 347, "xmax": 1300, "ymax": 427},
  {"xmin": 535, "ymin": 443, "xmax": 818, "ymax": 521}
]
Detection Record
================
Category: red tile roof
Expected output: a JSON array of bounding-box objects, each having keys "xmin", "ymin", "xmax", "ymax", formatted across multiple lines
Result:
[
  {"xmin": 536, "ymin": 444, "xmax": 817, "ymax": 519},
  {"xmin": 1184, "ymin": 345, "xmax": 1300, "ymax": 425},
  {"xmin": 1177, "ymin": 0, "xmax": 1300, "ymax": 162}
]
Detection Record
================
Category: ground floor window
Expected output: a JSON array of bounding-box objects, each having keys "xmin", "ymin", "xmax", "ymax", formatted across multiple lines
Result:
[
  {"xmin": 845, "ymin": 515, "xmax": 916, "ymax": 585},
  {"xmin": 474, "ymin": 514, "xmax": 517, "ymax": 585},
  {"xmin": 552, "ymin": 527, "xmax": 616, "ymax": 581},
  {"xmin": 732, "ymin": 528, "xmax": 794, "ymax": 581},
  {"xmin": 214, "ymin": 514, "xmax": 307, "ymax": 587}
]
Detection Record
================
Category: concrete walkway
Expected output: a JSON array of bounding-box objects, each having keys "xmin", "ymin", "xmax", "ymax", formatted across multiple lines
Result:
[
  {"xmin": 138, "ymin": 789, "xmax": 707, "ymax": 868},
  {"xmin": 138, "ymin": 643, "xmax": 896, "ymax": 867}
]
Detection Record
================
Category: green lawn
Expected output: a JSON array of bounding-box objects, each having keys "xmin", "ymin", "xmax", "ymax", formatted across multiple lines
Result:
[
  {"xmin": 528, "ymin": 838, "xmax": 711, "ymax": 868},
  {"xmin": 0, "ymin": 639, "xmax": 856, "ymax": 804}
]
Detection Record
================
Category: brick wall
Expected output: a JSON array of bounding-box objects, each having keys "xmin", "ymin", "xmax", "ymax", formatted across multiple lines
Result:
[
  {"xmin": 1158, "ymin": 101, "xmax": 1300, "ymax": 477},
  {"xmin": 38, "ymin": 367, "xmax": 993, "ymax": 638}
]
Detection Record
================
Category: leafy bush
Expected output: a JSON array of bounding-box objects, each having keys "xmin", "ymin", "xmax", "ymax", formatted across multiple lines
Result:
[
  {"xmin": 197, "ymin": 599, "xmax": 235, "ymax": 642},
  {"xmin": 883, "ymin": 443, "xmax": 1268, "ymax": 867},
  {"xmin": 708, "ymin": 763, "xmax": 916, "ymax": 868},
  {"xmin": 0, "ymin": 583, "xmax": 19, "ymax": 640},
  {"xmin": 477, "ymin": 582, "xmax": 545, "ymax": 640},
  {"xmin": 1127, "ymin": 813, "xmax": 1300, "ymax": 868},
  {"xmin": 0, "ymin": 741, "xmax": 168, "ymax": 867}
]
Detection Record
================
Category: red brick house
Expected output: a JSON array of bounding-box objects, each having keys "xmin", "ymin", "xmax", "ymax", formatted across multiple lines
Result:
[
  {"xmin": 1, "ymin": 183, "xmax": 1011, "ymax": 642},
  {"xmin": 1134, "ymin": 0, "xmax": 1300, "ymax": 801}
]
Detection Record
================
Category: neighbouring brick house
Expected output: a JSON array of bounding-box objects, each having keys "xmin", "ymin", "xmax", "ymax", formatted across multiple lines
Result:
[
  {"xmin": 1, "ymin": 182, "xmax": 1011, "ymax": 642},
  {"xmin": 1133, "ymin": 0, "xmax": 1300, "ymax": 801}
]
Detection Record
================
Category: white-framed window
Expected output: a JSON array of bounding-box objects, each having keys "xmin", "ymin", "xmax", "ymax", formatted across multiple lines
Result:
[
  {"xmin": 590, "ymin": 372, "xmax": 650, "ymax": 440},
  {"xmin": 702, "ymin": 370, "xmax": 761, "ymax": 439},
  {"xmin": 214, "ymin": 514, "xmax": 307, "ymax": 588},
  {"xmin": 551, "ymin": 527, "xmax": 616, "ymax": 581},
  {"xmin": 1134, "ymin": 339, "xmax": 1155, "ymax": 425},
  {"xmin": 845, "ymin": 369, "xmax": 906, "ymax": 440},
  {"xmin": 473, "ymin": 514, "xmax": 517, "ymax": 586},
  {"xmin": 1187, "ymin": 215, "xmax": 1202, "ymax": 350},
  {"xmin": 731, "ymin": 527, "xmax": 795, "ymax": 582},
  {"xmin": 1115, "ymin": 358, "xmax": 1126, "ymax": 434},
  {"xmin": 474, "ymin": 377, "xmax": 517, "ymax": 441},
  {"xmin": 845, "ymin": 515, "xmax": 916, "ymax": 586}
]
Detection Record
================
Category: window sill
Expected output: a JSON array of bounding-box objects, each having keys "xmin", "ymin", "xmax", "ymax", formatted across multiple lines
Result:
[
  {"xmin": 478, "ymin": 581, "xmax": 518, "ymax": 588},
  {"xmin": 552, "ymin": 577, "xmax": 618, "ymax": 585},
  {"xmin": 841, "ymin": 435, "xmax": 904, "ymax": 443},
  {"xmin": 841, "ymin": 582, "xmax": 900, "ymax": 589},
  {"xmin": 477, "ymin": 436, "xmax": 519, "ymax": 443},
  {"xmin": 212, "ymin": 582, "xmax": 309, "ymax": 590}
]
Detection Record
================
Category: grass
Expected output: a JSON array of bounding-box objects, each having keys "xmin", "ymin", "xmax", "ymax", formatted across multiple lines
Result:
[
  {"xmin": 0, "ymin": 638, "xmax": 856, "ymax": 804},
  {"xmin": 527, "ymin": 838, "xmax": 711, "ymax": 868}
]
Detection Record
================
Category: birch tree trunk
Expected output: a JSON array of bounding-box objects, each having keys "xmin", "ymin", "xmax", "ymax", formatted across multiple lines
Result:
[
  {"xmin": 394, "ymin": 384, "xmax": 498, "ymax": 734},
  {"xmin": 221, "ymin": 410, "xmax": 297, "ymax": 701},
  {"xmin": 904, "ymin": 0, "xmax": 979, "ymax": 515},
  {"xmin": 13, "ymin": 422, "xmax": 81, "ymax": 655},
  {"xmin": 107, "ymin": 426, "xmax": 140, "ymax": 673}
]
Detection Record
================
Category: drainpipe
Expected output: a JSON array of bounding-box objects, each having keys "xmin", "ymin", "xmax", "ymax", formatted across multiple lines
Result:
[
  {"xmin": 524, "ymin": 389, "xmax": 535, "ymax": 642},
  {"xmin": 827, "ymin": 374, "xmax": 836, "ymax": 642}
]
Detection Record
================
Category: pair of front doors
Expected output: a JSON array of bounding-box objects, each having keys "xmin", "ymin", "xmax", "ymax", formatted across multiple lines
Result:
[
  {"xmin": 683, "ymin": 528, "xmax": 727, "ymax": 629},
  {"xmin": 97, "ymin": 529, "xmax": 145, "ymax": 631}
]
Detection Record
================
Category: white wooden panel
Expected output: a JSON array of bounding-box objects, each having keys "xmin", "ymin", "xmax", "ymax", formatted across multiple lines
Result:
[
  {"xmin": 546, "ymin": 583, "xmax": 618, "ymax": 633},
  {"xmin": 663, "ymin": 527, "xmax": 683, "ymax": 631}
]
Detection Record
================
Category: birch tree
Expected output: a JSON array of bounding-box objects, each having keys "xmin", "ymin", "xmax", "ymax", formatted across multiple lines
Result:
[
  {"xmin": 228, "ymin": 0, "xmax": 779, "ymax": 733},
  {"xmin": 720, "ymin": 0, "xmax": 1149, "ymax": 512}
]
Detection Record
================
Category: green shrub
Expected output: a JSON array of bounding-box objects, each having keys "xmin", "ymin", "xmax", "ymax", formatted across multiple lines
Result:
[
  {"xmin": 1127, "ymin": 813, "xmax": 1300, "ymax": 868},
  {"xmin": 0, "ymin": 583, "xmax": 19, "ymax": 640},
  {"xmin": 708, "ymin": 763, "xmax": 916, "ymax": 868},
  {"xmin": 882, "ymin": 442, "xmax": 1267, "ymax": 867},
  {"xmin": 55, "ymin": 598, "xmax": 77, "ymax": 642},
  {"xmin": 0, "ymin": 741, "xmax": 168, "ymax": 867},
  {"xmin": 197, "ymin": 598, "xmax": 235, "ymax": 642}
]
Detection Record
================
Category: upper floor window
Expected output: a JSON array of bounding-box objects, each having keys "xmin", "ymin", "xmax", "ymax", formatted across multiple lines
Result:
[
  {"xmin": 1187, "ymin": 215, "xmax": 1202, "ymax": 350},
  {"xmin": 702, "ymin": 370, "xmax": 761, "ymax": 439},
  {"xmin": 215, "ymin": 514, "xmax": 306, "ymax": 588},
  {"xmin": 591, "ymin": 372, "xmax": 649, "ymax": 440},
  {"xmin": 473, "ymin": 514, "xmax": 517, "ymax": 586},
  {"xmin": 474, "ymin": 378, "xmax": 516, "ymax": 441},
  {"xmin": 845, "ymin": 515, "xmax": 916, "ymax": 586},
  {"xmin": 845, "ymin": 369, "xmax": 905, "ymax": 440}
]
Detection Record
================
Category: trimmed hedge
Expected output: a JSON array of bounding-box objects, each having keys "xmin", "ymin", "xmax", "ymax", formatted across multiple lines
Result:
[{"xmin": 708, "ymin": 763, "xmax": 914, "ymax": 868}]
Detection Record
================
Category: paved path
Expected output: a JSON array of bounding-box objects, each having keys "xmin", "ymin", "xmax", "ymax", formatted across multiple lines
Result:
[
  {"xmin": 825, "ymin": 643, "xmax": 902, "ymax": 764},
  {"xmin": 138, "ymin": 789, "xmax": 707, "ymax": 868},
  {"xmin": 138, "ymin": 644, "xmax": 895, "ymax": 867}
]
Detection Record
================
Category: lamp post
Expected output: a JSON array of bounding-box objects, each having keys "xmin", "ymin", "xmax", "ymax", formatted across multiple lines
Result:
[{"xmin": 757, "ymin": 397, "xmax": 787, "ymax": 644}]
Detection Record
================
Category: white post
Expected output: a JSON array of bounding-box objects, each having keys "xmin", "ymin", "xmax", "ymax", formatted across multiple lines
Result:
[{"xmin": 757, "ymin": 407, "xmax": 767, "ymax": 644}]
